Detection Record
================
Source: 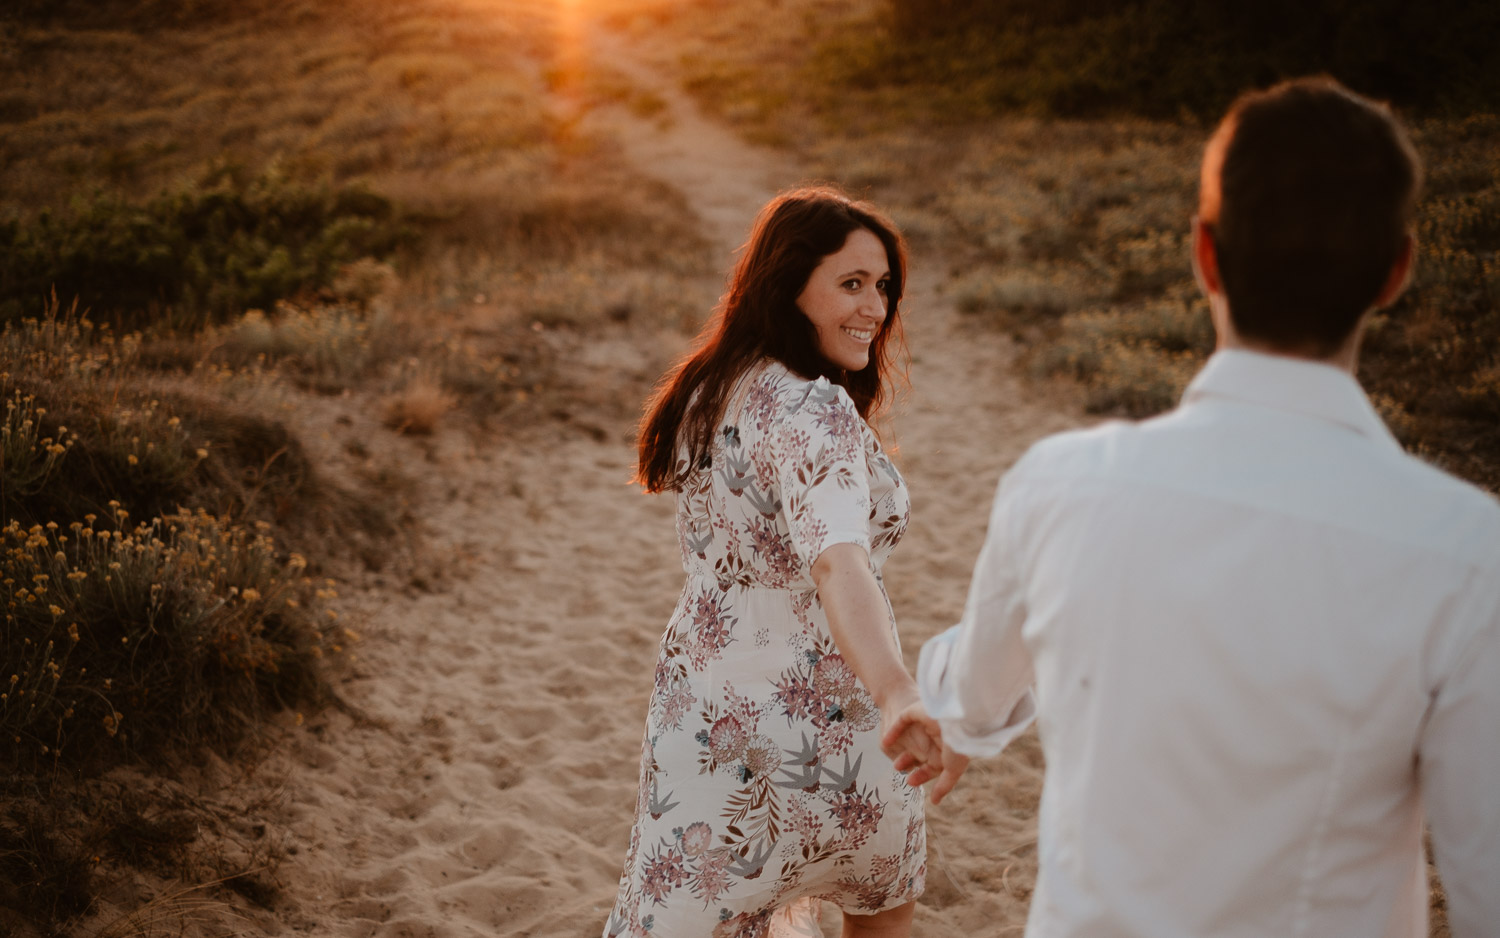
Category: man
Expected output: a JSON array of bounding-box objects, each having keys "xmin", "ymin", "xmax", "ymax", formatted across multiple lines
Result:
[{"xmin": 889, "ymin": 77, "xmax": 1499, "ymax": 936}]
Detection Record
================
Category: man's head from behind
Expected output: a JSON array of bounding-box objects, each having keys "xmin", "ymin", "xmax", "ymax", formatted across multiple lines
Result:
[{"xmin": 1197, "ymin": 77, "xmax": 1422, "ymax": 360}]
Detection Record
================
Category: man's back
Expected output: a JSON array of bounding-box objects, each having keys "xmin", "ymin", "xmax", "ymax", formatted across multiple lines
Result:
[
  {"xmin": 928, "ymin": 349, "xmax": 1500, "ymax": 937},
  {"xmin": 905, "ymin": 77, "xmax": 1499, "ymax": 938},
  {"xmin": 1026, "ymin": 350, "xmax": 1497, "ymax": 934}
]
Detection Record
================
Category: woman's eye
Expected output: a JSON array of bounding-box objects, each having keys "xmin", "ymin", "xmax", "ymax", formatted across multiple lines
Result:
[
  {"xmin": 842, "ymin": 279, "xmax": 861, "ymax": 290},
  {"xmin": 876, "ymin": 279, "xmax": 890, "ymax": 294}
]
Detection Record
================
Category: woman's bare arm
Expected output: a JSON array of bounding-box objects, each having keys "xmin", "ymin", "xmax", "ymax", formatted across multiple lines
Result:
[{"xmin": 811, "ymin": 542, "xmax": 967, "ymax": 802}]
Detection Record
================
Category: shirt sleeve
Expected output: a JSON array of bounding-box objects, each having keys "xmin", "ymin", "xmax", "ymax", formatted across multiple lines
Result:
[
  {"xmin": 917, "ymin": 467, "xmax": 1038, "ymax": 758},
  {"xmin": 1418, "ymin": 567, "xmax": 1500, "ymax": 938},
  {"xmin": 773, "ymin": 379, "xmax": 872, "ymax": 568}
]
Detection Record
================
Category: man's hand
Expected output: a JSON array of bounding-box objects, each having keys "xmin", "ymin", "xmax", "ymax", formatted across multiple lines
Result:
[{"xmin": 881, "ymin": 699, "xmax": 970, "ymax": 804}]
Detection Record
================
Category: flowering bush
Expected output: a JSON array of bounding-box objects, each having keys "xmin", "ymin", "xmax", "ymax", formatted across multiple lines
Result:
[{"xmin": 0, "ymin": 509, "xmax": 334, "ymax": 771}]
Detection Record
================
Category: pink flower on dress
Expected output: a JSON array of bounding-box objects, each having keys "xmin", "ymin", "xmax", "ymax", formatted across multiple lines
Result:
[
  {"xmin": 680, "ymin": 821, "xmax": 713, "ymax": 858},
  {"xmin": 814, "ymin": 401, "xmax": 861, "ymax": 456},
  {"xmin": 741, "ymin": 734, "xmax": 783, "ymax": 779},
  {"xmin": 813, "ymin": 654, "xmax": 858, "ymax": 698},
  {"xmin": 748, "ymin": 519, "xmax": 798, "ymax": 586},
  {"xmin": 640, "ymin": 845, "xmax": 690, "ymax": 905},
  {"xmin": 835, "ymin": 873, "xmax": 892, "ymax": 912},
  {"xmin": 745, "ymin": 381, "xmax": 778, "ymax": 428},
  {"xmin": 722, "ymin": 683, "xmax": 765, "ymax": 727},
  {"xmin": 829, "ymin": 788, "xmax": 885, "ymax": 850},
  {"xmin": 773, "ymin": 673, "xmax": 824, "ymax": 721},
  {"xmin": 708, "ymin": 715, "xmax": 749, "ymax": 763},
  {"xmin": 817, "ymin": 720, "xmax": 855, "ymax": 762},
  {"xmin": 689, "ymin": 589, "xmax": 736, "ymax": 668},
  {"xmin": 785, "ymin": 793, "xmax": 824, "ymax": 843},
  {"xmin": 657, "ymin": 685, "xmax": 696, "ymax": 730},
  {"xmin": 780, "ymin": 428, "xmax": 811, "ymax": 464},
  {"xmin": 839, "ymin": 691, "xmax": 878, "ymax": 732},
  {"xmin": 693, "ymin": 847, "xmax": 735, "ymax": 904}
]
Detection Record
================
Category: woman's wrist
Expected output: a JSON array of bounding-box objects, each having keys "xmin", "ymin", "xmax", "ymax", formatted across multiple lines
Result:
[{"xmin": 873, "ymin": 676, "xmax": 921, "ymax": 716}]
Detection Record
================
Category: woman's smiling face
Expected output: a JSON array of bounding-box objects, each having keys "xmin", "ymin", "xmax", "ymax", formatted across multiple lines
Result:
[{"xmin": 795, "ymin": 227, "xmax": 890, "ymax": 372}]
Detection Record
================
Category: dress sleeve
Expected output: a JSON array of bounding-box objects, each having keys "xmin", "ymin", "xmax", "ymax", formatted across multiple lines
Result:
[
  {"xmin": 773, "ymin": 379, "xmax": 873, "ymax": 568},
  {"xmin": 917, "ymin": 465, "xmax": 1038, "ymax": 758},
  {"xmin": 1419, "ymin": 561, "xmax": 1500, "ymax": 938}
]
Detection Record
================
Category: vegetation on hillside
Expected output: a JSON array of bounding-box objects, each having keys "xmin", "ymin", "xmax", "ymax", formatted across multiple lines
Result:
[
  {"xmin": 884, "ymin": 0, "xmax": 1500, "ymax": 118},
  {"xmin": 0, "ymin": 0, "xmax": 714, "ymax": 932},
  {"xmin": 0, "ymin": 170, "xmax": 410, "ymax": 328},
  {"xmin": 603, "ymin": 0, "xmax": 1500, "ymax": 494}
]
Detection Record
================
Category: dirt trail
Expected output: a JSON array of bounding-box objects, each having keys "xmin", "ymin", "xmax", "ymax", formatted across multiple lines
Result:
[{"xmin": 265, "ymin": 22, "xmax": 1085, "ymax": 938}]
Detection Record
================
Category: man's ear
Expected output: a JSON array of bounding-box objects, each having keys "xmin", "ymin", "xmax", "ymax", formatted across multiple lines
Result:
[
  {"xmin": 1374, "ymin": 234, "xmax": 1415, "ymax": 309},
  {"xmin": 1192, "ymin": 217, "xmax": 1223, "ymax": 297}
]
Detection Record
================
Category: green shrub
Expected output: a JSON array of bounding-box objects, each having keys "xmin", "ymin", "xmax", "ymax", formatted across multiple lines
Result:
[
  {"xmin": 882, "ymin": 0, "xmax": 1500, "ymax": 118},
  {"xmin": 0, "ymin": 169, "xmax": 411, "ymax": 329}
]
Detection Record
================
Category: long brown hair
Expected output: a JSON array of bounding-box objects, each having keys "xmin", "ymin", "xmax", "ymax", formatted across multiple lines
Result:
[{"xmin": 637, "ymin": 186, "xmax": 908, "ymax": 493}]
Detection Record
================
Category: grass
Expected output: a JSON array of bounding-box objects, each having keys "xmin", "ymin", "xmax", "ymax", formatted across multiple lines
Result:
[
  {"xmin": 599, "ymin": 0, "xmax": 1500, "ymax": 494},
  {"xmin": 1, "ymin": 0, "xmax": 717, "ymax": 932},
  {"xmin": 2, "ymin": 0, "xmax": 711, "ymax": 332},
  {"xmin": 0, "ymin": 303, "xmax": 360, "ymax": 934},
  {"xmin": 0, "ymin": 168, "xmax": 412, "ymax": 329},
  {"xmin": 0, "ymin": 507, "xmax": 331, "ymax": 772}
]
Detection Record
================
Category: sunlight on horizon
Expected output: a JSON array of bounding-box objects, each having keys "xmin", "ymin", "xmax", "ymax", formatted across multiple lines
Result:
[{"xmin": 550, "ymin": 0, "xmax": 591, "ymax": 98}]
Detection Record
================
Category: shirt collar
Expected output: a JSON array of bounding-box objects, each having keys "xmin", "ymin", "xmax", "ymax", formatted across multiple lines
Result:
[{"xmin": 1181, "ymin": 348, "xmax": 1401, "ymax": 449}]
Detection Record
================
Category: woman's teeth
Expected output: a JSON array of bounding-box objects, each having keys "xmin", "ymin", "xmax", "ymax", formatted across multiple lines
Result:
[{"xmin": 842, "ymin": 326, "xmax": 874, "ymax": 342}]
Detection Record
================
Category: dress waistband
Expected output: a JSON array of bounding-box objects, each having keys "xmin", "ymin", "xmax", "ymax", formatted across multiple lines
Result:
[{"xmin": 680, "ymin": 570, "xmax": 817, "ymax": 594}]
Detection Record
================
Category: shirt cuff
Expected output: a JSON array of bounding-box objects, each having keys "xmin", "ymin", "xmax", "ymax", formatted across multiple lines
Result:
[{"xmin": 917, "ymin": 625, "xmax": 1038, "ymax": 758}]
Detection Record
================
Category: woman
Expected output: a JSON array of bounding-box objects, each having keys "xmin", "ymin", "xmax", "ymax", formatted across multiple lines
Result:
[{"xmin": 604, "ymin": 187, "xmax": 945, "ymax": 938}]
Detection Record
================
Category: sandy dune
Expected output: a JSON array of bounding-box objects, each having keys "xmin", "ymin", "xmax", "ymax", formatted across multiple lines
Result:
[{"xmin": 264, "ymin": 25, "xmax": 1087, "ymax": 938}]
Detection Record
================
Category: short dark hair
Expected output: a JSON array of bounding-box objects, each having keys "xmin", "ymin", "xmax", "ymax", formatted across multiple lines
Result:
[{"xmin": 1203, "ymin": 77, "xmax": 1421, "ymax": 356}]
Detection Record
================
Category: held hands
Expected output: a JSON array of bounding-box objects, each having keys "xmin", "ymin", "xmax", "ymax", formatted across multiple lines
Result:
[
  {"xmin": 809, "ymin": 545, "xmax": 971, "ymax": 803},
  {"xmin": 879, "ymin": 696, "xmax": 970, "ymax": 805}
]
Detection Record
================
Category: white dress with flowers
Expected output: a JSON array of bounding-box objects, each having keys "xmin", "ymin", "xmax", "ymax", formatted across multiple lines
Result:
[{"xmin": 604, "ymin": 360, "xmax": 925, "ymax": 938}]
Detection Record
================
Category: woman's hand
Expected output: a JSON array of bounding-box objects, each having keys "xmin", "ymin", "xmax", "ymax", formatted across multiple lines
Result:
[
  {"xmin": 881, "ymin": 700, "xmax": 971, "ymax": 805},
  {"xmin": 878, "ymin": 690, "xmax": 942, "ymax": 776}
]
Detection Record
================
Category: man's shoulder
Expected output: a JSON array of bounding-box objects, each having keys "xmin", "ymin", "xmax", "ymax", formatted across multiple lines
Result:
[
  {"xmin": 1380, "ymin": 448, "xmax": 1500, "ymax": 562},
  {"xmin": 1008, "ymin": 417, "xmax": 1151, "ymax": 481},
  {"xmin": 1008, "ymin": 410, "xmax": 1500, "ymax": 566}
]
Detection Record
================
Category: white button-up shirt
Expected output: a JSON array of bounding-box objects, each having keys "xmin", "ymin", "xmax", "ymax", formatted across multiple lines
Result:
[{"xmin": 918, "ymin": 349, "xmax": 1500, "ymax": 937}]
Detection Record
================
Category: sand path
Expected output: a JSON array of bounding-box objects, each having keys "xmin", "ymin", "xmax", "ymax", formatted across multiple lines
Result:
[{"xmin": 268, "ymin": 23, "xmax": 1085, "ymax": 938}]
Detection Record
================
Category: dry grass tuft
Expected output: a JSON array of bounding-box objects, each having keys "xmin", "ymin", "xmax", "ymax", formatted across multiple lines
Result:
[{"xmin": 382, "ymin": 373, "xmax": 456, "ymax": 435}]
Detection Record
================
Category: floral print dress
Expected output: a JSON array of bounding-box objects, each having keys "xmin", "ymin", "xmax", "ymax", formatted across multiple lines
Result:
[{"xmin": 604, "ymin": 360, "xmax": 925, "ymax": 938}]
